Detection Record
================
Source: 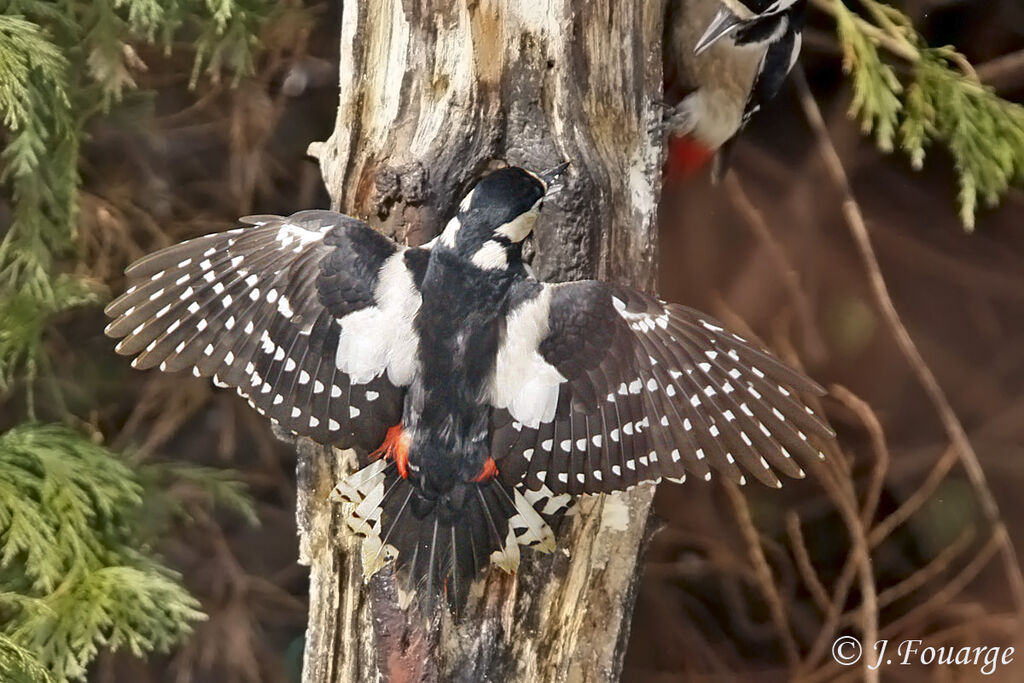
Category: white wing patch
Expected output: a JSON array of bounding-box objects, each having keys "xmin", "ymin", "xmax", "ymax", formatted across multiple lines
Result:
[
  {"xmin": 274, "ymin": 221, "xmax": 326, "ymax": 251},
  {"xmin": 335, "ymin": 251, "xmax": 422, "ymax": 386},
  {"xmin": 490, "ymin": 286, "xmax": 566, "ymax": 428}
]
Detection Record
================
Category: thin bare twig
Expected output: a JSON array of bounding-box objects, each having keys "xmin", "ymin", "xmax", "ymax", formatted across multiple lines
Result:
[
  {"xmin": 829, "ymin": 384, "xmax": 889, "ymax": 528},
  {"xmin": 869, "ymin": 445, "xmax": 959, "ymax": 548},
  {"xmin": 975, "ymin": 49, "xmax": 1024, "ymax": 91},
  {"xmin": 785, "ymin": 512, "xmax": 831, "ymax": 615},
  {"xmin": 882, "ymin": 530, "xmax": 1002, "ymax": 640},
  {"xmin": 873, "ymin": 524, "xmax": 975, "ymax": 610},
  {"xmin": 801, "ymin": 447, "xmax": 880, "ymax": 683},
  {"xmin": 723, "ymin": 482, "xmax": 801, "ymax": 667},
  {"xmin": 723, "ymin": 172, "xmax": 829, "ymax": 362}
]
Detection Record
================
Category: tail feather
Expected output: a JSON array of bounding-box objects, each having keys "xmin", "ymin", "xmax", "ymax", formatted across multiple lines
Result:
[
  {"xmin": 331, "ymin": 462, "xmax": 555, "ymax": 613},
  {"xmin": 665, "ymin": 135, "xmax": 717, "ymax": 184}
]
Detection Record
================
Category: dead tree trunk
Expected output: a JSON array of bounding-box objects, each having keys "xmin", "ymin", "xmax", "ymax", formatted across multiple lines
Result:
[{"xmin": 297, "ymin": 1, "xmax": 665, "ymax": 680}]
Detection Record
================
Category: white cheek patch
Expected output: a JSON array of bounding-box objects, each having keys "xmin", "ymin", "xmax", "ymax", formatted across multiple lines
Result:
[
  {"xmin": 470, "ymin": 240, "xmax": 508, "ymax": 270},
  {"xmin": 490, "ymin": 286, "xmax": 565, "ymax": 428},
  {"xmin": 439, "ymin": 215, "xmax": 461, "ymax": 248},
  {"xmin": 788, "ymin": 30, "xmax": 802, "ymax": 73},
  {"xmin": 495, "ymin": 208, "xmax": 539, "ymax": 243},
  {"xmin": 459, "ymin": 188, "xmax": 475, "ymax": 212},
  {"xmin": 335, "ymin": 252, "xmax": 422, "ymax": 385}
]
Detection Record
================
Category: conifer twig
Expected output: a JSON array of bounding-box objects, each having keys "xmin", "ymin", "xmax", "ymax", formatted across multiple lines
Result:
[
  {"xmin": 807, "ymin": 0, "xmax": 1024, "ymax": 229},
  {"xmin": 809, "ymin": 0, "xmax": 918, "ymax": 65}
]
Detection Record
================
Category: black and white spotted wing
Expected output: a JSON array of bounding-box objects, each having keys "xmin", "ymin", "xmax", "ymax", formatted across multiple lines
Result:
[
  {"xmin": 104, "ymin": 210, "xmax": 427, "ymax": 454},
  {"xmin": 489, "ymin": 280, "xmax": 833, "ymax": 500}
]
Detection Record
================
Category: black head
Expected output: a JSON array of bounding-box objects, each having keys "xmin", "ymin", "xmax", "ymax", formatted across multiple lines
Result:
[
  {"xmin": 438, "ymin": 163, "xmax": 567, "ymax": 270},
  {"xmin": 694, "ymin": 0, "xmax": 802, "ymax": 54},
  {"xmin": 728, "ymin": 0, "xmax": 801, "ymax": 17}
]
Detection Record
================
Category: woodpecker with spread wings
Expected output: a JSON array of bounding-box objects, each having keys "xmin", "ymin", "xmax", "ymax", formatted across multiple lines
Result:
[
  {"xmin": 664, "ymin": 0, "xmax": 806, "ymax": 181},
  {"xmin": 105, "ymin": 164, "xmax": 833, "ymax": 611}
]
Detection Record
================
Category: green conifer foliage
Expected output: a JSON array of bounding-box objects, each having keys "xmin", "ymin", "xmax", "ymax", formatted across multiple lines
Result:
[
  {"xmin": 0, "ymin": 425, "xmax": 207, "ymax": 680},
  {"xmin": 1, "ymin": 2, "xmax": 273, "ymax": 680},
  {"xmin": 820, "ymin": 0, "xmax": 1024, "ymax": 230}
]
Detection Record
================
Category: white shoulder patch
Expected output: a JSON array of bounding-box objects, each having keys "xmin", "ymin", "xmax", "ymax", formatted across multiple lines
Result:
[
  {"xmin": 489, "ymin": 285, "xmax": 566, "ymax": 428},
  {"xmin": 495, "ymin": 207, "xmax": 539, "ymax": 243},
  {"xmin": 335, "ymin": 251, "xmax": 422, "ymax": 385}
]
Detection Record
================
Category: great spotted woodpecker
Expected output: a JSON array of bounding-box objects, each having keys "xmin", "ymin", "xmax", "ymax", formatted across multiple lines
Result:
[
  {"xmin": 664, "ymin": 0, "xmax": 805, "ymax": 181},
  {"xmin": 105, "ymin": 164, "xmax": 833, "ymax": 612}
]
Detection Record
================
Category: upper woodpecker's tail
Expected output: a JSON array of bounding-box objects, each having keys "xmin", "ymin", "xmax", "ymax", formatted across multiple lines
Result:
[
  {"xmin": 665, "ymin": 135, "xmax": 716, "ymax": 184},
  {"xmin": 331, "ymin": 459, "xmax": 555, "ymax": 613}
]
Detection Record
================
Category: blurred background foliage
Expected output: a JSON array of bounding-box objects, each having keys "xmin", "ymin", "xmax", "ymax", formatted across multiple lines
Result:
[
  {"xmin": 1, "ymin": 1, "xmax": 316, "ymax": 680},
  {"xmin": 0, "ymin": 0, "xmax": 1022, "ymax": 681}
]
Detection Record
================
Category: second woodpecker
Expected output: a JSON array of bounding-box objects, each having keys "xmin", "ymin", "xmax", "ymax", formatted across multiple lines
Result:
[{"xmin": 664, "ymin": 0, "xmax": 806, "ymax": 181}]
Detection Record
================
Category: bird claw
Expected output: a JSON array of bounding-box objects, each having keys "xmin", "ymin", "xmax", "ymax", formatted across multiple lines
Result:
[
  {"xmin": 662, "ymin": 102, "xmax": 696, "ymax": 137},
  {"xmin": 648, "ymin": 100, "xmax": 696, "ymax": 140}
]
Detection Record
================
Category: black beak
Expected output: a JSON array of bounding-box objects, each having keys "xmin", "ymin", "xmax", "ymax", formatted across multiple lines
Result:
[
  {"xmin": 538, "ymin": 161, "xmax": 570, "ymax": 191},
  {"xmin": 694, "ymin": 8, "xmax": 744, "ymax": 55}
]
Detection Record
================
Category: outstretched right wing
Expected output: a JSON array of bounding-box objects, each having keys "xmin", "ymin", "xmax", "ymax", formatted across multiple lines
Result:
[
  {"xmin": 488, "ymin": 280, "xmax": 834, "ymax": 504},
  {"xmin": 105, "ymin": 210, "xmax": 428, "ymax": 453}
]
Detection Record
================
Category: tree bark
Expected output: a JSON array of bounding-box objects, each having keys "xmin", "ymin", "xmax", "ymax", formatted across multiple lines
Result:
[{"xmin": 297, "ymin": 1, "xmax": 665, "ymax": 680}]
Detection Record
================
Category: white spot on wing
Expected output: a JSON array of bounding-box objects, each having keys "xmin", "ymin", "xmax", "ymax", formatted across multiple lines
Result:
[{"xmin": 275, "ymin": 222, "xmax": 326, "ymax": 250}]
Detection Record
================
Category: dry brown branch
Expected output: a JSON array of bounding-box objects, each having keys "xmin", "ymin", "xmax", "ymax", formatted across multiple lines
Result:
[
  {"xmin": 785, "ymin": 512, "xmax": 832, "ymax": 615},
  {"xmin": 803, "ymin": 452, "xmax": 880, "ymax": 683},
  {"xmin": 975, "ymin": 48, "xmax": 1024, "ymax": 92},
  {"xmin": 114, "ymin": 374, "xmax": 213, "ymax": 455},
  {"xmin": 723, "ymin": 172, "xmax": 828, "ymax": 362},
  {"xmin": 919, "ymin": 613, "xmax": 1020, "ymax": 648},
  {"xmin": 723, "ymin": 481, "xmax": 801, "ymax": 667},
  {"xmin": 791, "ymin": 65, "xmax": 1024, "ymax": 619},
  {"xmin": 882, "ymin": 530, "xmax": 1002, "ymax": 640},
  {"xmin": 873, "ymin": 524, "xmax": 975, "ymax": 610},
  {"xmin": 868, "ymin": 445, "xmax": 959, "ymax": 548},
  {"xmin": 828, "ymin": 384, "xmax": 889, "ymax": 527},
  {"xmin": 712, "ymin": 300, "xmax": 880, "ymax": 681}
]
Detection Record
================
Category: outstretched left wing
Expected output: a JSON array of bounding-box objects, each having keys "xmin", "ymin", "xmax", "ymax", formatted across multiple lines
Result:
[
  {"xmin": 488, "ymin": 280, "xmax": 833, "ymax": 502},
  {"xmin": 105, "ymin": 210, "xmax": 427, "ymax": 453}
]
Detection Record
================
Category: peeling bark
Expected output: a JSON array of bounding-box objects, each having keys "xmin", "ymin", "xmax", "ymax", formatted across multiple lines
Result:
[{"xmin": 297, "ymin": 1, "xmax": 665, "ymax": 680}]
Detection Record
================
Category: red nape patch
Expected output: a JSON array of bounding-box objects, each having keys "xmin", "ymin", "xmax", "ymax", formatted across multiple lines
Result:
[
  {"xmin": 472, "ymin": 457, "xmax": 499, "ymax": 482},
  {"xmin": 371, "ymin": 424, "xmax": 411, "ymax": 478},
  {"xmin": 664, "ymin": 135, "xmax": 715, "ymax": 185}
]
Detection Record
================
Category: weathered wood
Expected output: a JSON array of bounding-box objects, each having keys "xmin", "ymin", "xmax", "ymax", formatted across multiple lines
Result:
[{"xmin": 297, "ymin": 1, "xmax": 666, "ymax": 680}]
